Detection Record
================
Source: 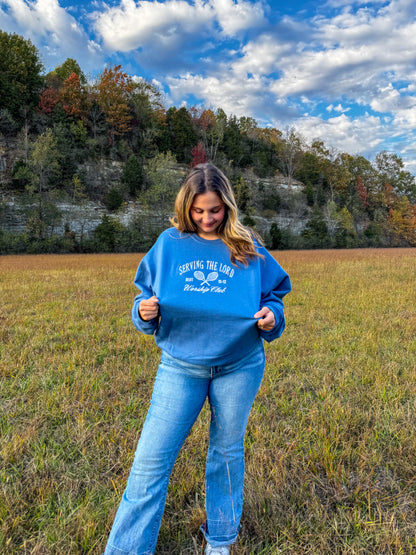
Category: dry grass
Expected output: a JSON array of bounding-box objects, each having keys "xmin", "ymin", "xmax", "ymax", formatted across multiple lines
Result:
[{"xmin": 1, "ymin": 249, "xmax": 415, "ymax": 554}]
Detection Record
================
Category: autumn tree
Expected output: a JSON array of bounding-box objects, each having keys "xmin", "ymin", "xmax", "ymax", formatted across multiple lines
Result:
[
  {"xmin": 355, "ymin": 176, "xmax": 369, "ymax": 209},
  {"xmin": 49, "ymin": 58, "xmax": 87, "ymax": 85},
  {"xmin": 96, "ymin": 65, "xmax": 133, "ymax": 145},
  {"xmin": 190, "ymin": 142, "xmax": 208, "ymax": 167},
  {"xmin": 386, "ymin": 197, "xmax": 416, "ymax": 246},
  {"xmin": 374, "ymin": 151, "xmax": 416, "ymax": 201},
  {"xmin": 197, "ymin": 109, "xmax": 225, "ymax": 162},
  {"xmin": 37, "ymin": 87, "xmax": 60, "ymax": 115},
  {"xmin": 60, "ymin": 73, "xmax": 89, "ymax": 122}
]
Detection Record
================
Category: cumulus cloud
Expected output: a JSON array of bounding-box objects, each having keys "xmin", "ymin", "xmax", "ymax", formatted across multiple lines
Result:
[
  {"xmin": 211, "ymin": 0, "xmax": 265, "ymax": 35},
  {"xmin": 294, "ymin": 113, "xmax": 386, "ymax": 156},
  {"xmin": 92, "ymin": 0, "xmax": 214, "ymax": 52},
  {"xmin": 0, "ymin": 0, "xmax": 102, "ymax": 72},
  {"xmin": 160, "ymin": 0, "xmax": 416, "ymax": 163},
  {"xmin": 2, "ymin": 0, "xmax": 416, "ymax": 168},
  {"xmin": 92, "ymin": 0, "xmax": 265, "ymax": 54}
]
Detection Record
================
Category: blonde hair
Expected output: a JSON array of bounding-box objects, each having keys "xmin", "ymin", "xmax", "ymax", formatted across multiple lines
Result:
[{"xmin": 171, "ymin": 163, "xmax": 263, "ymax": 266}]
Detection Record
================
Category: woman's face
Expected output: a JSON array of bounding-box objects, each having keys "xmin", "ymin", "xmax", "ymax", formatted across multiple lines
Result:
[{"xmin": 190, "ymin": 191, "xmax": 226, "ymax": 239}]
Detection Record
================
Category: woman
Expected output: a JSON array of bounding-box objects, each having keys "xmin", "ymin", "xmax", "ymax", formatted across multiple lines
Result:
[{"xmin": 104, "ymin": 163, "xmax": 291, "ymax": 555}]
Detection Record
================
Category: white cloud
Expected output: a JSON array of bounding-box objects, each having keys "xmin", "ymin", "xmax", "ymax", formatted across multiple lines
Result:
[
  {"xmin": 294, "ymin": 113, "xmax": 386, "ymax": 156},
  {"xmin": 1, "ymin": 0, "xmax": 102, "ymax": 71},
  {"xmin": 232, "ymin": 34, "xmax": 290, "ymax": 77},
  {"xmin": 211, "ymin": 0, "xmax": 265, "ymax": 35},
  {"xmin": 92, "ymin": 0, "xmax": 214, "ymax": 52},
  {"xmin": 2, "ymin": 0, "xmax": 416, "ymax": 168},
  {"xmin": 167, "ymin": 71, "xmax": 266, "ymax": 117},
  {"xmin": 92, "ymin": 0, "xmax": 265, "ymax": 53}
]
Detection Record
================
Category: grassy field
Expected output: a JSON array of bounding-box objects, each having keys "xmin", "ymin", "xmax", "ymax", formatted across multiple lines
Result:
[{"xmin": 1, "ymin": 249, "xmax": 416, "ymax": 554}]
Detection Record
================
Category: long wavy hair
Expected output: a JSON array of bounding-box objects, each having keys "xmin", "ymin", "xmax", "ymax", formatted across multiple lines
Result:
[{"xmin": 171, "ymin": 163, "xmax": 263, "ymax": 266}]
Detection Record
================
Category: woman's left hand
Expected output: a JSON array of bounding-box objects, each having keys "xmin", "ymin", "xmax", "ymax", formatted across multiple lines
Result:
[{"xmin": 254, "ymin": 306, "xmax": 275, "ymax": 331}]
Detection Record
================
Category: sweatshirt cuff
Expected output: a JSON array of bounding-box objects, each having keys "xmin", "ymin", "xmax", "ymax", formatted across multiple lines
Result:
[
  {"xmin": 259, "ymin": 305, "xmax": 285, "ymax": 342},
  {"xmin": 131, "ymin": 305, "xmax": 158, "ymax": 334}
]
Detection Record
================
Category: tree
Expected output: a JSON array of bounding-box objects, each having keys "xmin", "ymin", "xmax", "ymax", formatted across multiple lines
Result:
[
  {"xmin": 197, "ymin": 109, "xmax": 225, "ymax": 162},
  {"xmin": 19, "ymin": 129, "xmax": 62, "ymax": 239},
  {"xmin": 190, "ymin": 142, "xmax": 208, "ymax": 167},
  {"xmin": 233, "ymin": 176, "xmax": 250, "ymax": 212},
  {"xmin": 122, "ymin": 155, "xmax": 144, "ymax": 195},
  {"xmin": 375, "ymin": 151, "xmax": 416, "ymax": 201},
  {"xmin": 386, "ymin": 197, "xmax": 416, "ymax": 246},
  {"xmin": 129, "ymin": 79, "xmax": 164, "ymax": 157},
  {"xmin": 60, "ymin": 73, "xmax": 89, "ymax": 122},
  {"xmin": 0, "ymin": 31, "xmax": 44, "ymax": 121},
  {"xmin": 280, "ymin": 127, "xmax": 304, "ymax": 187},
  {"xmin": 221, "ymin": 114, "xmax": 243, "ymax": 166},
  {"xmin": 49, "ymin": 58, "xmax": 87, "ymax": 85},
  {"xmin": 94, "ymin": 214, "xmax": 125, "ymax": 252},
  {"xmin": 37, "ymin": 87, "xmax": 60, "ymax": 115},
  {"xmin": 142, "ymin": 152, "xmax": 180, "ymax": 231},
  {"xmin": 355, "ymin": 176, "xmax": 369, "ymax": 209},
  {"xmin": 96, "ymin": 65, "xmax": 133, "ymax": 144},
  {"xmin": 68, "ymin": 174, "xmax": 90, "ymax": 246},
  {"xmin": 322, "ymin": 200, "xmax": 340, "ymax": 239},
  {"xmin": 302, "ymin": 204, "xmax": 329, "ymax": 247},
  {"xmin": 166, "ymin": 107, "xmax": 197, "ymax": 163}
]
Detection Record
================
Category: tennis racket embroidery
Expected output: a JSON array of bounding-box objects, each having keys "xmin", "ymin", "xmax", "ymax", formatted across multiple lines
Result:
[{"xmin": 194, "ymin": 270, "xmax": 218, "ymax": 286}]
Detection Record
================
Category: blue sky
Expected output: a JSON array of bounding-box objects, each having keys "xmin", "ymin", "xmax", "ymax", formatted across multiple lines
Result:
[{"xmin": 1, "ymin": 0, "xmax": 416, "ymax": 173}]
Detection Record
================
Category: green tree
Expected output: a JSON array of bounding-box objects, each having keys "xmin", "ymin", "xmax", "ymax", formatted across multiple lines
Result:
[
  {"xmin": 302, "ymin": 204, "xmax": 329, "ymax": 247},
  {"xmin": 375, "ymin": 151, "xmax": 416, "ymax": 201},
  {"xmin": 19, "ymin": 129, "xmax": 62, "ymax": 239},
  {"xmin": 0, "ymin": 31, "xmax": 43, "ymax": 123},
  {"xmin": 233, "ymin": 176, "xmax": 250, "ymax": 212},
  {"xmin": 142, "ymin": 152, "xmax": 181, "ymax": 231},
  {"xmin": 221, "ymin": 114, "xmax": 243, "ymax": 166},
  {"xmin": 122, "ymin": 155, "xmax": 144, "ymax": 195},
  {"xmin": 94, "ymin": 214, "xmax": 125, "ymax": 252},
  {"xmin": 166, "ymin": 107, "xmax": 197, "ymax": 163},
  {"xmin": 48, "ymin": 58, "xmax": 87, "ymax": 85},
  {"xmin": 129, "ymin": 80, "xmax": 164, "ymax": 157}
]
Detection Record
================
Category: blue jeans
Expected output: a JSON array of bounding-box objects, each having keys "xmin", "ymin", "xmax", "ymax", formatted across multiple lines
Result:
[{"xmin": 104, "ymin": 342, "xmax": 265, "ymax": 555}]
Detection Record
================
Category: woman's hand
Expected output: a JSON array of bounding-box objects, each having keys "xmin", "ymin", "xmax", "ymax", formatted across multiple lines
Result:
[
  {"xmin": 139, "ymin": 296, "xmax": 160, "ymax": 321},
  {"xmin": 254, "ymin": 306, "xmax": 275, "ymax": 331}
]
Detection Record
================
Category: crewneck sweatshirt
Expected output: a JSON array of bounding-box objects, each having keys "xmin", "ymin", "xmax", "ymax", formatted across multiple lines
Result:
[{"xmin": 131, "ymin": 228, "xmax": 291, "ymax": 365}]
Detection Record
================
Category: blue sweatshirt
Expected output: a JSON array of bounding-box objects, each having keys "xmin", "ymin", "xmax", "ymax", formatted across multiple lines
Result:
[{"xmin": 131, "ymin": 228, "xmax": 291, "ymax": 365}]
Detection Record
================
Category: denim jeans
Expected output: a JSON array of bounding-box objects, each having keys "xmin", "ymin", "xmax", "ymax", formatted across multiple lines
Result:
[{"xmin": 103, "ymin": 342, "xmax": 265, "ymax": 555}]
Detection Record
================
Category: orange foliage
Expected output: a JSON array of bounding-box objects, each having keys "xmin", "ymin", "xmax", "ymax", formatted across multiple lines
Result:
[
  {"xmin": 37, "ymin": 87, "xmax": 60, "ymax": 114},
  {"xmin": 355, "ymin": 176, "xmax": 369, "ymax": 208},
  {"xmin": 60, "ymin": 73, "xmax": 88, "ymax": 122},
  {"xmin": 387, "ymin": 197, "xmax": 416, "ymax": 246},
  {"xmin": 97, "ymin": 65, "xmax": 133, "ymax": 135}
]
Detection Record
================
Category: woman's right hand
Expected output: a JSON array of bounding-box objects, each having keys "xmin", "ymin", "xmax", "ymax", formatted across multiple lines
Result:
[{"xmin": 139, "ymin": 296, "xmax": 160, "ymax": 321}]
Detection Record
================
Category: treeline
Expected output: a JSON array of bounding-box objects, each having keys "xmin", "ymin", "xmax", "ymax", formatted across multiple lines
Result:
[{"xmin": 1, "ymin": 30, "xmax": 416, "ymax": 253}]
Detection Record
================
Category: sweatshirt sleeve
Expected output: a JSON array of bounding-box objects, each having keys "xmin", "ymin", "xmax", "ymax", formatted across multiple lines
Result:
[
  {"xmin": 257, "ymin": 248, "xmax": 291, "ymax": 343},
  {"xmin": 131, "ymin": 249, "xmax": 159, "ymax": 335}
]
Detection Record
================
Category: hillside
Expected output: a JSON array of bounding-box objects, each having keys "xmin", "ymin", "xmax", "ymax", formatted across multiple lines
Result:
[{"xmin": 1, "ymin": 31, "xmax": 416, "ymax": 252}]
